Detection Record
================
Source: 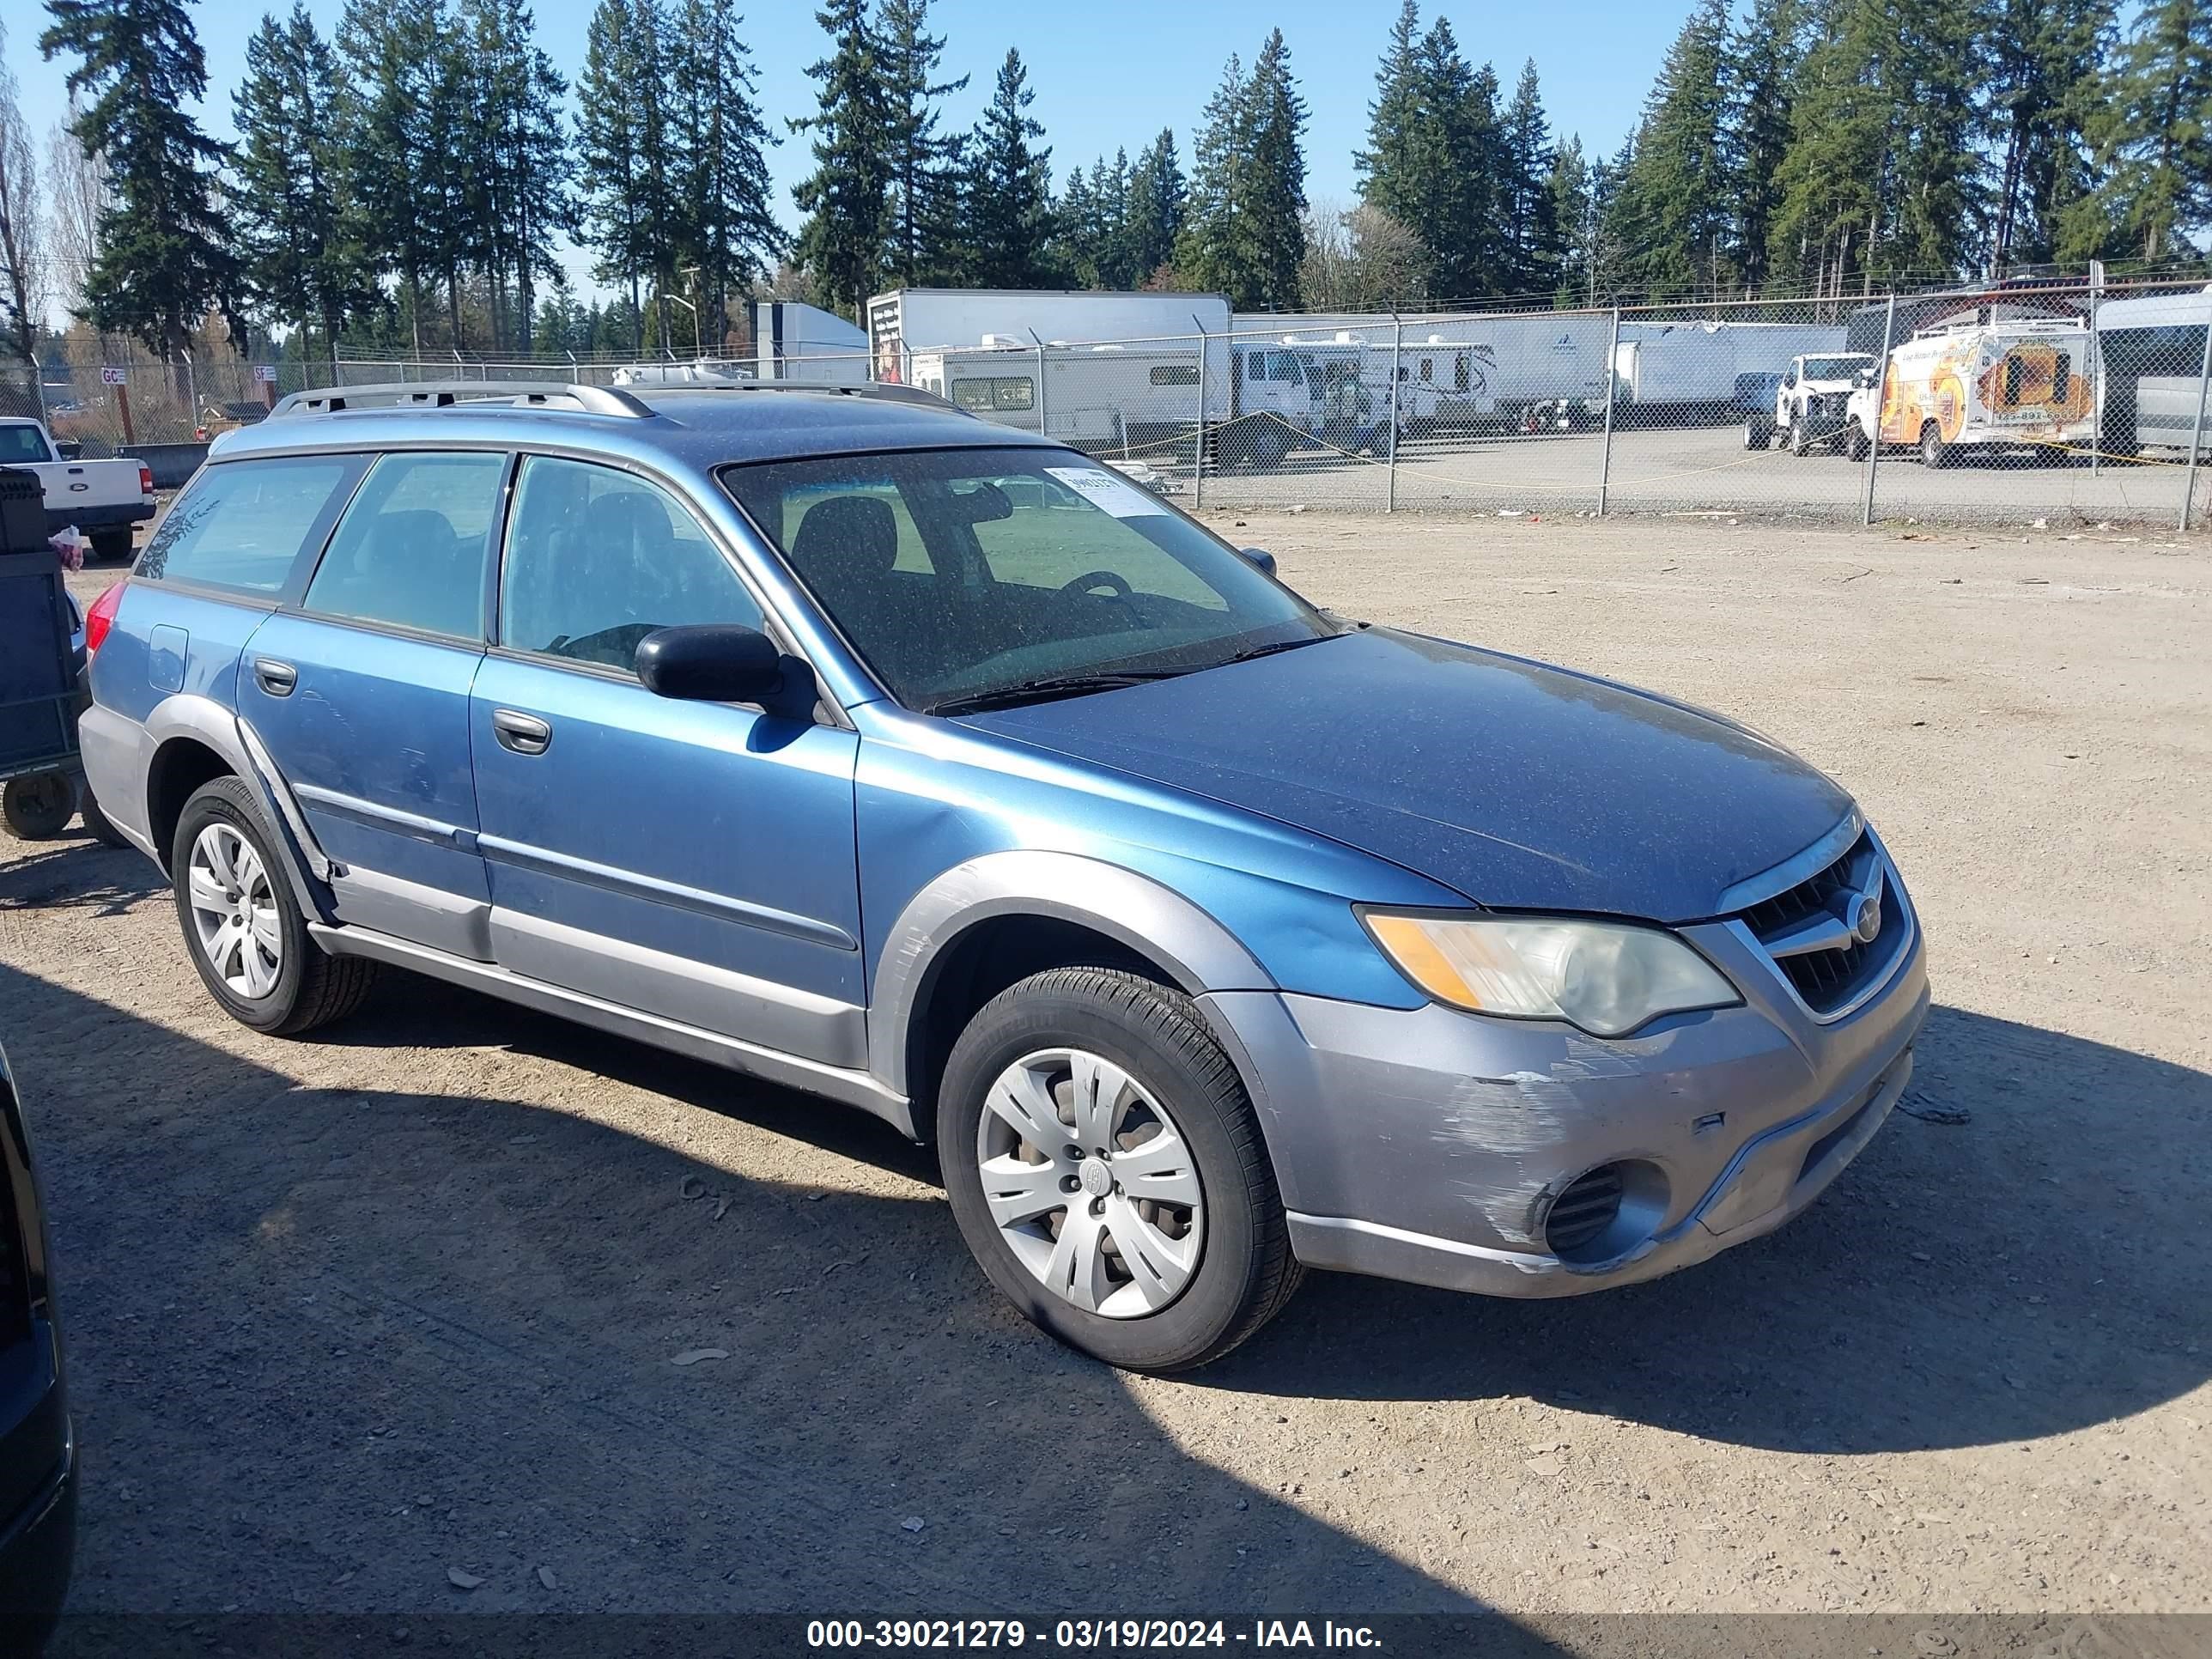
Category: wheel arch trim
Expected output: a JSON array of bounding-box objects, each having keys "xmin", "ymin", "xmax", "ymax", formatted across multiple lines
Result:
[{"xmin": 866, "ymin": 851, "xmax": 1275, "ymax": 1101}]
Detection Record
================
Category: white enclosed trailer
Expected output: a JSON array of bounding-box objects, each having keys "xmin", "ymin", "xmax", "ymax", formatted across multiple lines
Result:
[
  {"xmin": 744, "ymin": 300, "xmax": 871, "ymax": 385},
  {"xmin": 866, "ymin": 289, "xmax": 1234, "ymax": 381},
  {"xmin": 1613, "ymin": 319, "xmax": 1850, "ymax": 418}
]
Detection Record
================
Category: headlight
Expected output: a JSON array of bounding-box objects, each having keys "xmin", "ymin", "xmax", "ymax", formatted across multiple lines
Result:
[{"xmin": 1360, "ymin": 910, "xmax": 1740, "ymax": 1037}]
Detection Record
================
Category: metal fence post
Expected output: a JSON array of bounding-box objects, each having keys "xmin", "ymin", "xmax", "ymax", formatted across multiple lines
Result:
[
  {"xmin": 1596, "ymin": 306, "xmax": 1621, "ymax": 516},
  {"xmin": 1193, "ymin": 320, "xmax": 1208, "ymax": 510},
  {"xmin": 1387, "ymin": 313, "xmax": 1402, "ymax": 513},
  {"xmin": 1861, "ymin": 292, "xmax": 1897, "ymax": 528},
  {"xmin": 1030, "ymin": 331, "xmax": 1048, "ymax": 441},
  {"xmin": 2087, "ymin": 267, "xmax": 2102, "ymax": 479},
  {"xmin": 2182, "ymin": 311, "xmax": 2212, "ymax": 532}
]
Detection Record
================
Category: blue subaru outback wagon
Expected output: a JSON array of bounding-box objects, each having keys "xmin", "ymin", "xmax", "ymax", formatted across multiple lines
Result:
[{"xmin": 80, "ymin": 380, "xmax": 1927, "ymax": 1371}]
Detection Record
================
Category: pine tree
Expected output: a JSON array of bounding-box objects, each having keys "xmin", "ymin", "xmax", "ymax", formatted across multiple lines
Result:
[
  {"xmin": 1122, "ymin": 129, "xmax": 1185, "ymax": 285},
  {"xmin": 459, "ymin": 0, "xmax": 568, "ymax": 351},
  {"xmin": 1357, "ymin": 9, "xmax": 1498, "ymax": 300},
  {"xmin": 1237, "ymin": 30, "xmax": 1309, "ymax": 310},
  {"xmin": 336, "ymin": 0, "xmax": 447, "ymax": 350},
  {"xmin": 791, "ymin": 0, "xmax": 890, "ymax": 316},
  {"xmin": 575, "ymin": 0, "xmax": 674, "ymax": 348},
  {"xmin": 1176, "ymin": 54, "xmax": 1246, "ymax": 296},
  {"xmin": 1726, "ymin": 0, "xmax": 1800, "ymax": 290},
  {"xmin": 231, "ymin": 3, "xmax": 369, "ymax": 368},
  {"xmin": 1548, "ymin": 135, "xmax": 1593, "ymax": 303},
  {"xmin": 876, "ymin": 0, "xmax": 964, "ymax": 289},
  {"xmin": 1611, "ymin": 0, "xmax": 1734, "ymax": 297},
  {"xmin": 1055, "ymin": 163, "xmax": 1098, "ymax": 286},
  {"xmin": 40, "ymin": 0, "xmax": 239, "ymax": 387},
  {"xmin": 2063, "ymin": 0, "xmax": 2211, "ymax": 263},
  {"xmin": 966, "ymin": 48, "xmax": 1054, "ymax": 289},
  {"xmin": 1501, "ymin": 61, "xmax": 1559, "ymax": 295},
  {"xmin": 1988, "ymin": 0, "xmax": 2113, "ymax": 268},
  {"xmin": 667, "ymin": 0, "xmax": 780, "ymax": 344}
]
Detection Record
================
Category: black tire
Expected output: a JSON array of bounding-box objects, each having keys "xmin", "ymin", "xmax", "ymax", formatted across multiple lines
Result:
[
  {"xmin": 1920, "ymin": 423, "xmax": 1951, "ymax": 468},
  {"xmin": 88, "ymin": 531, "xmax": 133, "ymax": 563},
  {"xmin": 3, "ymin": 773, "xmax": 76, "ymax": 840},
  {"xmin": 1744, "ymin": 416, "xmax": 1772, "ymax": 450},
  {"xmin": 1843, "ymin": 421, "xmax": 1871, "ymax": 462},
  {"xmin": 169, "ymin": 775, "xmax": 376, "ymax": 1036},
  {"xmin": 939, "ymin": 967, "xmax": 1302, "ymax": 1372},
  {"xmin": 1788, "ymin": 418, "xmax": 1810, "ymax": 457},
  {"xmin": 78, "ymin": 787, "xmax": 133, "ymax": 848}
]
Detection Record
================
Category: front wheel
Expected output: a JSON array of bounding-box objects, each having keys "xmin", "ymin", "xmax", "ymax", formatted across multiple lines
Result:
[
  {"xmin": 1843, "ymin": 421, "xmax": 1871, "ymax": 462},
  {"xmin": 938, "ymin": 967, "xmax": 1301, "ymax": 1371},
  {"xmin": 1788, "ymin": 418, "xmax": 1811, "ymax": 457},
  {"xmin": 170, "ymin": 775, "xmax": 377, "ymax": 1036}
]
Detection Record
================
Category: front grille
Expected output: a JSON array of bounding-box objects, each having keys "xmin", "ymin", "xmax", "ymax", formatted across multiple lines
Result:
[
  {"xmin": 1738, "ymin": 833, "xmax": 1906, "ymax": 1016},
  {"xmin": 1544, "ymin": 1165, "xmax": 1625, "ymax": 1255}
]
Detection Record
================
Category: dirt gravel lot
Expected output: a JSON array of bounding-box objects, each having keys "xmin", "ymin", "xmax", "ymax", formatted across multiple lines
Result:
[{"xmin": 3, "ymin": 514, "xmax": 2208, "ymax": 1632}]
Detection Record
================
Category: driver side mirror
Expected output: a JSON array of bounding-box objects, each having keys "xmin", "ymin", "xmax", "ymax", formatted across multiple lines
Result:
[
  {"xmin": 1238, "ymin": 546, "xmax": 1278, "ymax": 577},
  {"xmin": 635, "ymin": 624, "xmax": 791, "ymax": 706}
]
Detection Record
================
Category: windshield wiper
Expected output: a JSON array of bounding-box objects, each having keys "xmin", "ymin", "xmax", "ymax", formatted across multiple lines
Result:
[
  {"xmin": 1213, "ymin": 634, "xmax": 1334, "ymax": 668},
  {"xmin": 927, "ymin": 669, "xmax": 1190, "ymax": 716}
]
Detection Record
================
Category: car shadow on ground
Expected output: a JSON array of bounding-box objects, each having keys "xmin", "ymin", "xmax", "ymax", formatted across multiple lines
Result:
[
  {"xmin": 330, "ymin": 976, "xmax": 2212, "ymax": 1460},
  {"xmin": 3, "ymin": 957, "xmax": 1553, "ymax": 1630},
  {"xmin": 0, "ymin": 833, "xmax": 167, "ymax": 916}
]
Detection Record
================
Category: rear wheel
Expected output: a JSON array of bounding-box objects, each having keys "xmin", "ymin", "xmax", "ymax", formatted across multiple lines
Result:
[
  {"xmin": 88, "ymin": 530, "xmax": 133, "ymax": 563},
  {"xmin": 1920, "ymin": 423, "xmax": 1952, "ymax": 468},
  {"xmin": 170, "ymin": 775, "xmax": 376, "ymax": 1036},
  {"xmin": 2, "ymin": 773, "xmax": 76, "ymax": 840},
  {"xmin": 1744, "ymin": 415, "xmax": 1774, "ymax": 450},
  {"xmin": 939, "ymin": 967, "xmax": 1301, "ymax": 1372}
]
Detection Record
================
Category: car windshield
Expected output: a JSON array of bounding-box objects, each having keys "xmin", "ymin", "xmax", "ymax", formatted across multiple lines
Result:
[
  {"xmin": 1802, "ymin": 357, "xmax": 1868, "ymax": 380},
  {"xmin": 720, "ymin": 447, "xmax": 1339, "ymax": 713}
]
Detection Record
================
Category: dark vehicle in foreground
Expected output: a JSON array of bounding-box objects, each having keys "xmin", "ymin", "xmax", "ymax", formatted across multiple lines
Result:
[
  {"xmin": 0, "ymin": 1043, "xmax": 73, "ymax": 1656},
  {"xmin": 81, "ymin": 379, "xmax": 1927, "ymax": 1371}
]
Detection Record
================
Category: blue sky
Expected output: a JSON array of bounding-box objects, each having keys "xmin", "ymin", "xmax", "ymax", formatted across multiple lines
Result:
[{"xmin": 4, "ymin": 0, "xmax": 1689, "ymax": 301}]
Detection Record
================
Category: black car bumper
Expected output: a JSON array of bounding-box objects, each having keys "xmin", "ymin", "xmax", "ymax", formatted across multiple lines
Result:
[{"xmin": 42, "ymin": 501, "xmax": 151, "ymax": 536}]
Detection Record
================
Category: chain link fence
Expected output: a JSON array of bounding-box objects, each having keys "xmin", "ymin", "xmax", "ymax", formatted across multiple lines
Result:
[{"xmin": 11, "ymin": 278, "xmax": 2209, "ymax": 529}]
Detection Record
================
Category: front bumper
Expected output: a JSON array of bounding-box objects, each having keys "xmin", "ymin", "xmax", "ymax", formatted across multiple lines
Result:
[{"xmin": 1203, "ymin": 895, "xmax": 1928, "ymax": 1299}]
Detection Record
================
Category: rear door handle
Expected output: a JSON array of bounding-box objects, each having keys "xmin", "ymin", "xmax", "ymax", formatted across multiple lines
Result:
[
  {"xmin": 252, "ymin": 657, "xmax": 297, "ymax": 696},
  {"xmin": 490, "ymin": 708, "xmax": 551, "ymax": 756}
]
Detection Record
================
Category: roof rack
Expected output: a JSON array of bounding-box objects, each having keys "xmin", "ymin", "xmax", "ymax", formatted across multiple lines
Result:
[
  {"xmin": 672, "ymin": 379, "xmax": 969, "ymax": 414},
  {"xmin": 269, "ymin": 380, "xmax": 653, "ymax": 419}
]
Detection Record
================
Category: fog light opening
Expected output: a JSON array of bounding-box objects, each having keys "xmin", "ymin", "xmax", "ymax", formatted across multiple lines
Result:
[{"xmin": 1543, "ymin": 1159, "xmax": 1669, "ymax": 1266}]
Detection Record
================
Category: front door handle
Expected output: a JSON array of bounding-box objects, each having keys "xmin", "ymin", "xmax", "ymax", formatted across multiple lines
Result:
[
  {"xmin": 252, "ymin": 657, "xmax": 297, "ymax": 697},
  {"xmin": 490, "ymin": 708, "xmax": 552, "ymax": 757}
]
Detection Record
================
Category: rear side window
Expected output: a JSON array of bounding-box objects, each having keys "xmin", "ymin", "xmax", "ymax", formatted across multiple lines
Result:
[
  {"xmin": 138, "ymin": 456, "xmax": 363, "ymax": 593},
  {"xmin": 303, "ymin": 451, "xmax": 507, "ymax": 639},
  {"xmin": 0, "ymin": 424, "xmax": 52, "ymax": 464}
]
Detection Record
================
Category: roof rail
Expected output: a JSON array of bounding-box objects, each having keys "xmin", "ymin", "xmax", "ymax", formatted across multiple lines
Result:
[{"xmin": 269, "ymin": 380, "xmax": 653, "ymax": 419}]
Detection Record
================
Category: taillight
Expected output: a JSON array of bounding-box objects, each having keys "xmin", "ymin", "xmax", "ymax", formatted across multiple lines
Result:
[
  {"xmin": 84, "ymin": 582, "xmax": 124, "ymax": 656},
  {"xmin": 137, "ymin": 463, "xmax": 154, "ymax": 496}
]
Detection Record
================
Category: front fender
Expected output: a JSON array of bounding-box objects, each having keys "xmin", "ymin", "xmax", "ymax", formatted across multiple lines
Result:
[{"xmin": 866, "ymin": 850, "xmax": 1274, "ymax": 1101}]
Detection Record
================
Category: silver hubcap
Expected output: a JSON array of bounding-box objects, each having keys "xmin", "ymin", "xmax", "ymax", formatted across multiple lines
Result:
[
  {"xmin": 187, "ymin": 823, "xmax": 283, "ymax": 1000},
  {"xmin": 975, "ymin": 1048, "xmax": 1206, "ymax": 1319}
]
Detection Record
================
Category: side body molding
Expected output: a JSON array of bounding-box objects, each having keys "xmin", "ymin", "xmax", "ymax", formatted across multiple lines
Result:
[{"xmin": 866, "ymin": 850, "xmax": 1276, "ymax": 1101}]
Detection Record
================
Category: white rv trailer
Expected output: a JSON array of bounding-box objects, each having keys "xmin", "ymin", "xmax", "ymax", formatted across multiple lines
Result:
[
  {"xmin": 2094, "ymin": 284, "xmax": 2212, "ymax": 457},
  {"xmin": 1235, "ymin": 309, "xmax": 1613, "ymax": 419},
  {"xmin": 866, "ymin": 289, "xmax": 1235, "ymax": 382},
  {"xmin": 905, "ymin": 336, "xmax": 1326, "ymax": 465}
]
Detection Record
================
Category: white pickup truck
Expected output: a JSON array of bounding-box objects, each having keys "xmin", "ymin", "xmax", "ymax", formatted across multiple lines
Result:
[{"xmin": 0, "ymin": 416, "xmax": 157, "ymax": 560}]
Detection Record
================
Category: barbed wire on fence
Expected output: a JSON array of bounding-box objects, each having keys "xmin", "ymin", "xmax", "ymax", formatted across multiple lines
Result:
[{"xmin": 8, "ymin": 276, "xmax": 2207, "ymax": 531}]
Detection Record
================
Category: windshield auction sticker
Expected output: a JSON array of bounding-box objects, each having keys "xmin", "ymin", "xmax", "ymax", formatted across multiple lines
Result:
[{"xmin": 1043, "ymin": 465, "xmax": 1170, "ymax": 518}]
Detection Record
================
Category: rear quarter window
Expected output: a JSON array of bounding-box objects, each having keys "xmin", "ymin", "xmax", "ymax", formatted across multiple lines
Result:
[{"xmin": 139, "ymin": 455, "xmax": 365, "ymax": 594}]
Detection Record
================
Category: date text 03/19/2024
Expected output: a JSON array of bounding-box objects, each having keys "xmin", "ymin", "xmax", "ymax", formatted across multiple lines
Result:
[{"xmin": 804, "ymin": 1620, "xmax": 1384, "ymax": 1649}]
